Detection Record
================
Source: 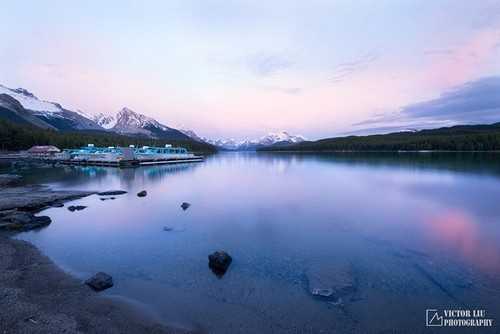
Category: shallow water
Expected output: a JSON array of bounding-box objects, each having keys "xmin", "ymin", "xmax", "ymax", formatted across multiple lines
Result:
[{"xmin": 11, "ymin": 152, "xmax": 500, "ymax": 333}]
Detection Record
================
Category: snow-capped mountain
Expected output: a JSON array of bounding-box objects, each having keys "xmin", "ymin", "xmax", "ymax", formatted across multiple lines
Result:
[
  {"xmin": 0, "ymin": 84, "xmax": 102, "ymax": 131},
  {"xmin": 0, "ymin": 83, "xmax": 215, "ymax": 151},
  {"xmin": 0, "ymin": 93, "xmax": 57, "ymax": 130},
  {"xmin": 93, "ymin": 107, "xmax": 189, "ymax": 140},
  {"xmin": 181, "ymin": 130, "xmax": 306, "ymax": 150},
  {"xmin": 0, "ymin": 84, "xmax": 191, "ymax": 141},
  {"xmin": 93, "ymin": 112, "xmax": 116, "ymax": 129},
  {"xmin": 257, "ymin": 131, "xmax": 306, "ymax": 146}
]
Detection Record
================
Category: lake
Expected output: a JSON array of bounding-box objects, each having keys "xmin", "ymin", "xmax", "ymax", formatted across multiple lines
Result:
[{"xmin": 10, "ymin": 152, "xmax": 500, "ymax": 333}]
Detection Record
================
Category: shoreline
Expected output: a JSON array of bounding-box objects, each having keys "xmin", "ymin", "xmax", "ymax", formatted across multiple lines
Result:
[{"xmin": 0, "ymin": 175, "xmax": 197, "ymax": 334}]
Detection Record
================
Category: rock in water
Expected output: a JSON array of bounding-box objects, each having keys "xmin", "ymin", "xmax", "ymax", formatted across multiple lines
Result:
[
  {"xmin": 163, "ymin": 226, "xmax": 174, "ymax": 231},
  {"xmin": 181, "ymin": 202, "xmax": 191, "ymax": 211},
  {"xmin": 305, "ymin": 263, "xmax": 356, "ymax": 301},
  {"xmin": 0, "ymin": 212, "xmax": 51, "ymax": 231},
  {"xmin": 68, "ymin": 205, "xmax": 87, "ymax": 212},
  {"xmin": 208, "ymin": 251, "xmax": 232, "ymax": 277},
  {"xmin": 0, "ymin": 174, "xmax": 22, "ymax": 187},
  {"xmin": 97, "ymin": 190, "xmax": 127, "ymax": 196},
  {"xmin": 85, "ymin": 272, "xmax": 114, "ymax": 291},
  {"xmin": 137, "ymin": 190, "xmax": 147, "ymax": 197}
]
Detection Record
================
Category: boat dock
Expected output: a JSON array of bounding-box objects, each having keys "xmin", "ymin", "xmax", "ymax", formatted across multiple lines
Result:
[
  {"xmin": 43, "ymin": 144, "xmax": 204, "ymax": 168},
  {"xmin": 58, "ymin": 156, "xmax": 204, "ymax": 167}
]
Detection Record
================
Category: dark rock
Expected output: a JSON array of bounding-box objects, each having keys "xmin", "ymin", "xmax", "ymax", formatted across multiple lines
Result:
[
  {"xmin": 68, "ymin": 205, "xmax": 87, "ymax": 212},
  {"xmin": 181, "ymin": 202, "xmax": 191, "ymax": 211},
  {"xmin": 0, "ymin": 174, "xmax": 22, "ymax": 187},
  {"xmin": 51, "ymin": 202, "xmax": 64, "ymax": 208},
  {"xmin": 137, "ymin": 190, "xmax": 147, "ymax": 197},
  {"xmin": 0, "ymin": 187, "xmax": 95, "ymax": 212},
  {"xmin": 97, "ymin": 190, "xmax": 127, "ymax": 196},
  {"xmin": 163, "ymin": 226, "xmax": 174, "ymax": 231},
  {"xmin": 305, "ymin": 263, "xmax": 356, "ymax": 301},
  {"xmin": 208, "ymin": 251, "xmax": 232, "ymax": 277},
  {"xmin": 0, "ymin": 211, "xmax": 51, "ymax": 231},
  {"xmin": 2, "ymin": 211, "xmax": 33, "ymax": 224},
  {"xmin": 85, "ymin": 272, "xmax": 113, "ymax": 291}
]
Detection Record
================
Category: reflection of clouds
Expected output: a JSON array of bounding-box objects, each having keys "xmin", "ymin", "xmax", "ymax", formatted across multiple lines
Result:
[{"xmin": 424, "ymin": 210, "xmax": 500, "ymax": 275}]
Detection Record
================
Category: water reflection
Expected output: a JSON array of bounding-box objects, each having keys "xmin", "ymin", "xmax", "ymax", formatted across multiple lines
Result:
[
  {"xmin": 258, "ymin": 151, "xmax": 500, "ymax": 177},
  {"xmin": 424, "ymin": 210, "xmax": 500, "ymax": 275},
  {"xmin": 12, "ymin": 152, "xmax": 500, "ymax": 333}
]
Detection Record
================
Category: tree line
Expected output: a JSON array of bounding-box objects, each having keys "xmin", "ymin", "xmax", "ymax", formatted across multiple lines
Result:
[
  {"xmin": 0, "ymin": 119, "xmax": 216, "ymax": 153},
  {"xmin": 259, "ymin": 123, "xmax": 500, "ymax": 152}
]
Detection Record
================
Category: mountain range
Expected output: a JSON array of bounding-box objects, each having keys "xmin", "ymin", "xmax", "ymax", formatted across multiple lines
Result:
[
  {"xmin": 0, "ymin": 84, "xmax": 305, "ymax": 150},
  {"xmin": 182, "ymin": 131, "xmax": 306, "ymax": 150}
]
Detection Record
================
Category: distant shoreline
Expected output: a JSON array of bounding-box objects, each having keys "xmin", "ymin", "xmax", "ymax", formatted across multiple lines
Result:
[
  {"xmin": 258, "ymin": 122, "xmax": 500, "ymax": 152},
  {"xmin": 256, "ymin": 150, "xmax": 500, "ymax": 153}
]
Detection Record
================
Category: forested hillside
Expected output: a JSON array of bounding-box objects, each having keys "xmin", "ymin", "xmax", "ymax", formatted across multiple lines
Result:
[
  {"xmin": 259, "ymin": 123, "xmax": 500, "ymax": 152},
  {"xmin": 0, "ymin": 119, "xmax": 216, "ymax": 153}
]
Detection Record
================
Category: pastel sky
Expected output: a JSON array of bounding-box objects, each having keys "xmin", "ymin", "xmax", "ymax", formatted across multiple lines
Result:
[{"xmin": 1, "ymin": 0, "xmax": 500, "ymax": 140}]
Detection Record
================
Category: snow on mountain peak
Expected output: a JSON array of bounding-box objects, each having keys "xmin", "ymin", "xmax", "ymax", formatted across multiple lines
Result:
[
  {"xmin": 115, "ymin": 107, "xmax": 166, "ymax": 129},
  {"xmin": 190, "ymin": 130, "xmax": 306, "ymax": 150},
  {"xmin": 13, "ymin": 88, "xmax": 37, "ymax": 99},
  {"xmin": 91, "ymin": 107, "xmax": 173, "ymax": 136},
  {"xmin": 93, "ymin": 112, "xmax": 116, "ymax": 129},
  {"xmin": 0, "ymin": 84, "xmax": 62, "ymax": 114},
  {"xmin": 259, "ymin": 131, "xmax": 305, "ymax": 145}
]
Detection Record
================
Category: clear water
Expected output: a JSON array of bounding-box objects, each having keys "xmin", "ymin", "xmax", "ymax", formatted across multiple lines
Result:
[{"xmin": 11, "ymin": 152, "xmax": 500, "ymax": 333}]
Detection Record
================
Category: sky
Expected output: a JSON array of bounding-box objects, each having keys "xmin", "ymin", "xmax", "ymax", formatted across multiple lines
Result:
[{"xmin": 1, "ymin": 0, "xmax": 500, "ymax": 140}]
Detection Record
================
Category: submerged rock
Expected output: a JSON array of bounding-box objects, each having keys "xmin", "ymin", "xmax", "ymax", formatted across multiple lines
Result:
[
  {"xmin": 85, "ymin": 272, "xmax": 114, "ymax": 291},
  {"xmin": 137, "ymin": 190, "xmax": 147, "ymax": 197},
  {"xmin": 163, "ymin": 226, "xmax": 174, "ymax": 231},
  {"xmin": 0, "ymin": 211, "xmax": 51, "ymax": 231},
  {"xmin": 305, "ymin": 263, "xmax": 356, "ymax": 301},
  {"xmin": 68, "ymin": 205, "xmax": 87, "ymax": 212},
  {"xmin": 0, "ymin": 174, "xmax": 22, "ymax": 187},
  {"xmin": 181, "ymin": 202, "xmax": 191, "ymax": 211},
  {"xmin": 99, "ymin": 197, "xmax": 116, "ymax": 201},
  {"xmin": 208, "ymin": 251, "xmax": 232, "ymax": 277},
  {"xmin": 97, "ymin": 190, "xmax": 127, "ymax": 196}
]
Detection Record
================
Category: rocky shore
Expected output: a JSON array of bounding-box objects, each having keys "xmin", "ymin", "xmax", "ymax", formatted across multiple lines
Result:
[{"xmin": 0, "ymin": 174, "xmax": 196, "ymax": 334}]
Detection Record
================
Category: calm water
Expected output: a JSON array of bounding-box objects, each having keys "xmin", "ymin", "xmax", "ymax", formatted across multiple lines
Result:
[{"xmin": 9, "ymin": 152, "xmax": 500, "ymax": 333}]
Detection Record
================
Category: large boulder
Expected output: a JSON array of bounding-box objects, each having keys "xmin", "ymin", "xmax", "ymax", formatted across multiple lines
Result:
[
  {"xmin": 305, "ymin": 263, "xmax": 356, "ymax": 301},
  {"xmin": 181, "ymin": 202, "xmax": 191, "ymax": 211},
  {"xmin": 97, "ymin": 190, "xmax": 127, "ymax": 196},
  {"xmin": 85, "ymin": 272, "xmax": 113, "ymax": 291},
  {"xmin": 208, "ymin": 251, "xmax": 232, "ymax": 277},
  {"xmin": 137, "ymin": 190, "xmax": 147, "ymax": 197}
]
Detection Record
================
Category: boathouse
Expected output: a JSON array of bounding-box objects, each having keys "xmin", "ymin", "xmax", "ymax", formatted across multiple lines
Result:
[{"xmin": 27, "ymin": 145, "xmax": 61, "ymax": 158}]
